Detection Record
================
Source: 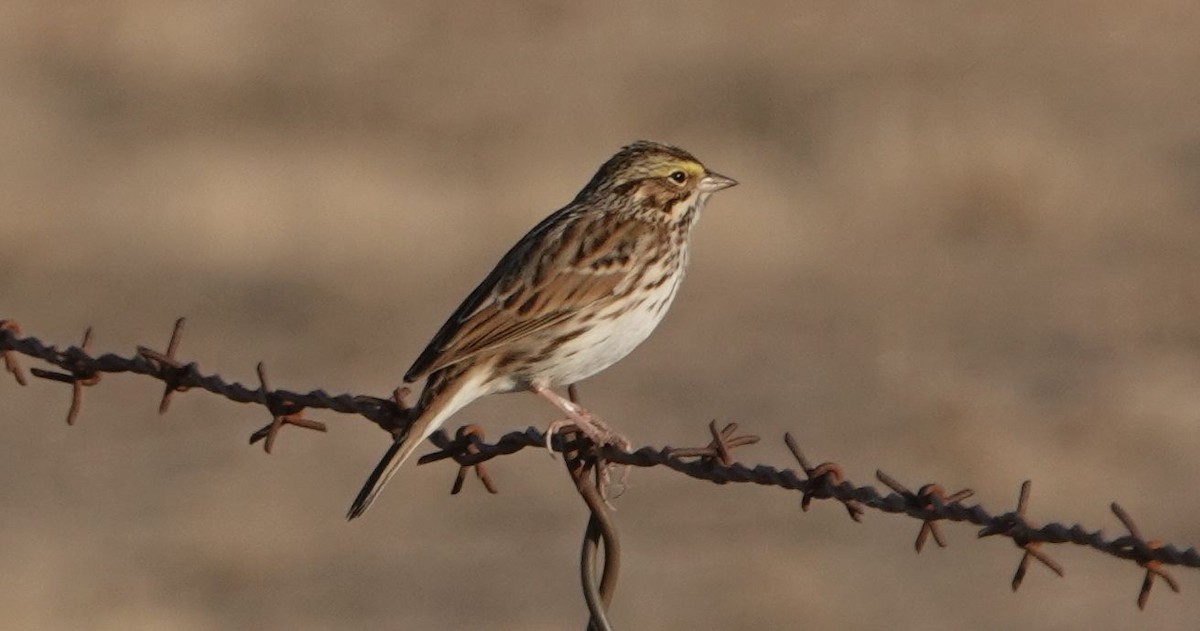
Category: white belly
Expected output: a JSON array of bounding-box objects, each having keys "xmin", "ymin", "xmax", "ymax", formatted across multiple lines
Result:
[
  {"xmin": 548, "ymin": 292, "xmax": 674, "ymax": 384},
  {"xmin": 495, "ymin": 270, "xmax": 684, "ymax": 391}
]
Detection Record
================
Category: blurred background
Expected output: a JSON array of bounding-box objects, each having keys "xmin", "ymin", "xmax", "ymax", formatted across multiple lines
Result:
[{"xmin": 2, "ymin": 2, "xmax": 1199, "ymax": 629}]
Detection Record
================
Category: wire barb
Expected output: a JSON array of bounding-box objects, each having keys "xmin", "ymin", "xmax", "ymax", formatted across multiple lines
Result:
[
  {"xmin": 876, "ymin": 471, "xmax": 974, "ymax": 552},
  {"xmin": 419, "ymin": 424, "xmax": 499, "ymax": 495},
  {"xmin": 1110, "ymin": 502, "xmax": 1182, "ymax": 609},
  {"xmin": 785, "ymin": 432, "xmax": 864, "ymax": 522},
  {"xmin": 28, "ymin": 326, "xmax": 100, "ymax": 425},
  {"xmin": 136, "ymin": 317, "xmax": 192, "ymax": 415},
  {"xmin": 666, "ymin": 421, "xmax": 759, "ymax": 465},
  {"xmin": 978, "ymin": 480, "xmax": 1065, "ymax": 591},
  {"xmin": 247, "ymin": 362, "xmax": 327, "ymax": 453},
  {"xmin": 0, "ymin": 320, "xmax": 28, "ymax": 385}
]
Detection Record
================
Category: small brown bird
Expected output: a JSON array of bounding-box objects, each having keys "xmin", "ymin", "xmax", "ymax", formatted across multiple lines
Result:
[{"xmin": 348, "ymin": 141, "xmax": 736, "ymax": 518}]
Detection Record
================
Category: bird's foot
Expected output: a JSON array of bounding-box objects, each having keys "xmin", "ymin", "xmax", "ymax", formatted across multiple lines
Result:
[{"xmin": 543, "ymin": 408, "xmax": 630, "ymax": 456}]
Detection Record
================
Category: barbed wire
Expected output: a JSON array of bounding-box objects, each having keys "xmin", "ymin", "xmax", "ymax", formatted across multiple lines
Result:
[{"xmin": 1, "ymin": 317, "xmax": 1196, "ymax": 624}]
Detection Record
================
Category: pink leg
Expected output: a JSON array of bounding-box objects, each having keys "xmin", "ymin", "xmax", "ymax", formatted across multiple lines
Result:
[
  {"xmin": 534, "ymin": 383, "xmax": 633, "ymax": 507},
  {"xmin": 531, "ymin": 383, "xmax": 629, "ymax": 454}
]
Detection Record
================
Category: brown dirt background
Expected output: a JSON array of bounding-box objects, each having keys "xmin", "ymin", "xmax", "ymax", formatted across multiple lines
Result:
[{"xmin": 2, "ymin": 3, "xmax": 1199, "ymax": 629}]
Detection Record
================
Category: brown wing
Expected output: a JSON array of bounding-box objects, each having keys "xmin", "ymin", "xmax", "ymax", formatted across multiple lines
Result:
[{"xmin": 404, "ymin": 207, "xmax": 650, "ymax": 383}]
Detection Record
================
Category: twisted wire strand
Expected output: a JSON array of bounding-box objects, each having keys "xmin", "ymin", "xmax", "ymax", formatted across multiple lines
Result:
[
  {"xmin": 2, "ymin": 320, "xmax": 1197, "ymax": 609},
  {"xmin": 1, "ymin": 323, "xmax": 402, "ymax": 427},
  {"xmin": 431, "ymin": 427, "xmax": 1200, "ymax": 569}
]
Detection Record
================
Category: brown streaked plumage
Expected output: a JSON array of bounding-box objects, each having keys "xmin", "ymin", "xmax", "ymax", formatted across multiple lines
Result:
[{"xmin": 347, "ymin": 140, "xmax": 736, "ymax": 519}]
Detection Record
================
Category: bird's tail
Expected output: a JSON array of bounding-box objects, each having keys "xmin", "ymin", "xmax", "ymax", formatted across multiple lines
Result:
[{"xmin": 346, "ymin": 369, "xmax": 481, "ymax": 520}]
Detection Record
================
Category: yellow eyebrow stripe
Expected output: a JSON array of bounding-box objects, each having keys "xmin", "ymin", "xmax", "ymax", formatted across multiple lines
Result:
[{"xmin": 647, "ymin": 160, "xmax": 704, "ymax": 179}]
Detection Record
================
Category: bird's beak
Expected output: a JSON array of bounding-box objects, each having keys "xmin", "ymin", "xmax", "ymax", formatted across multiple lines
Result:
[{"xmin": 698, "ymin": 171, "xmax": 738, "ymax": 193}]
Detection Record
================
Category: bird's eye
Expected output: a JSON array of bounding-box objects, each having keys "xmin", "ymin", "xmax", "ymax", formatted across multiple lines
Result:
[{"xmin": 669, "ymin": 170, "xmax": 687, "ymax": 184}]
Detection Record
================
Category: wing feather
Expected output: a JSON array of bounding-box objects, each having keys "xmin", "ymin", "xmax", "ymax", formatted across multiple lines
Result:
[{"xmin": 404, "ymin": 208, "xmax": 652, "ymax": 383}]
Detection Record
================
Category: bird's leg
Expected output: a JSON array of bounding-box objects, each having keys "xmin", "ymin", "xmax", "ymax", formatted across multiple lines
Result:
[
  {"xmin": 543, "ymin": 384, "xmax": 633, "ymax": 509},
  {"xmin": 567, "ymin": 384, "xmax": 631, "ymax": 500},
  {"xmin": 532, "ymin": 384, "xmax": 630, "ymax": 454}
]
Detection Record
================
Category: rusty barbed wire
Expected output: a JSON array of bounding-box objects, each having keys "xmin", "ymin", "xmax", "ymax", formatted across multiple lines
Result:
[
  {"xmin": 2, "ymin": 318, "xmax": 1198, "ymax": 615},
  {"xmin": 567, "ymin": 384, "xmax": 619, "ymax": 631},
  {"xmin": 0, "ymin": 318, "xmax": 407, "ymax": 433}
]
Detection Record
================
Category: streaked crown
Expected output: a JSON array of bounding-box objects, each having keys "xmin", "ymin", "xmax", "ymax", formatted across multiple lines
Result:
[{"xmin": 574, "ymin": 140, "xmax": 731, "ymax": 203}]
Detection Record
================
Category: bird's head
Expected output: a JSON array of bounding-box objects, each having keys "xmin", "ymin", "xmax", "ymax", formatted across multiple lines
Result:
[{"xmin": 577, "ymin": 140, "xmax": 737, "ymax": 223}]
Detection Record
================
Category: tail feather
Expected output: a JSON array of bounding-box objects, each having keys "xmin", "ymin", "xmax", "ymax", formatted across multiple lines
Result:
[
  {"xmin": 346, "ymin": 366, "xmax": 485, "ymax": 520},
  {"xmin": 346, "ymin": 432, "xmax": 427, "ymax": 520}
]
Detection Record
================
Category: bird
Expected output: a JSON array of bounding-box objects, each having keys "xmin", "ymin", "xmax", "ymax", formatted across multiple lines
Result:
[{"xmin": 347, "ymin": 140, "xmax": 736, "ymax": 519}]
